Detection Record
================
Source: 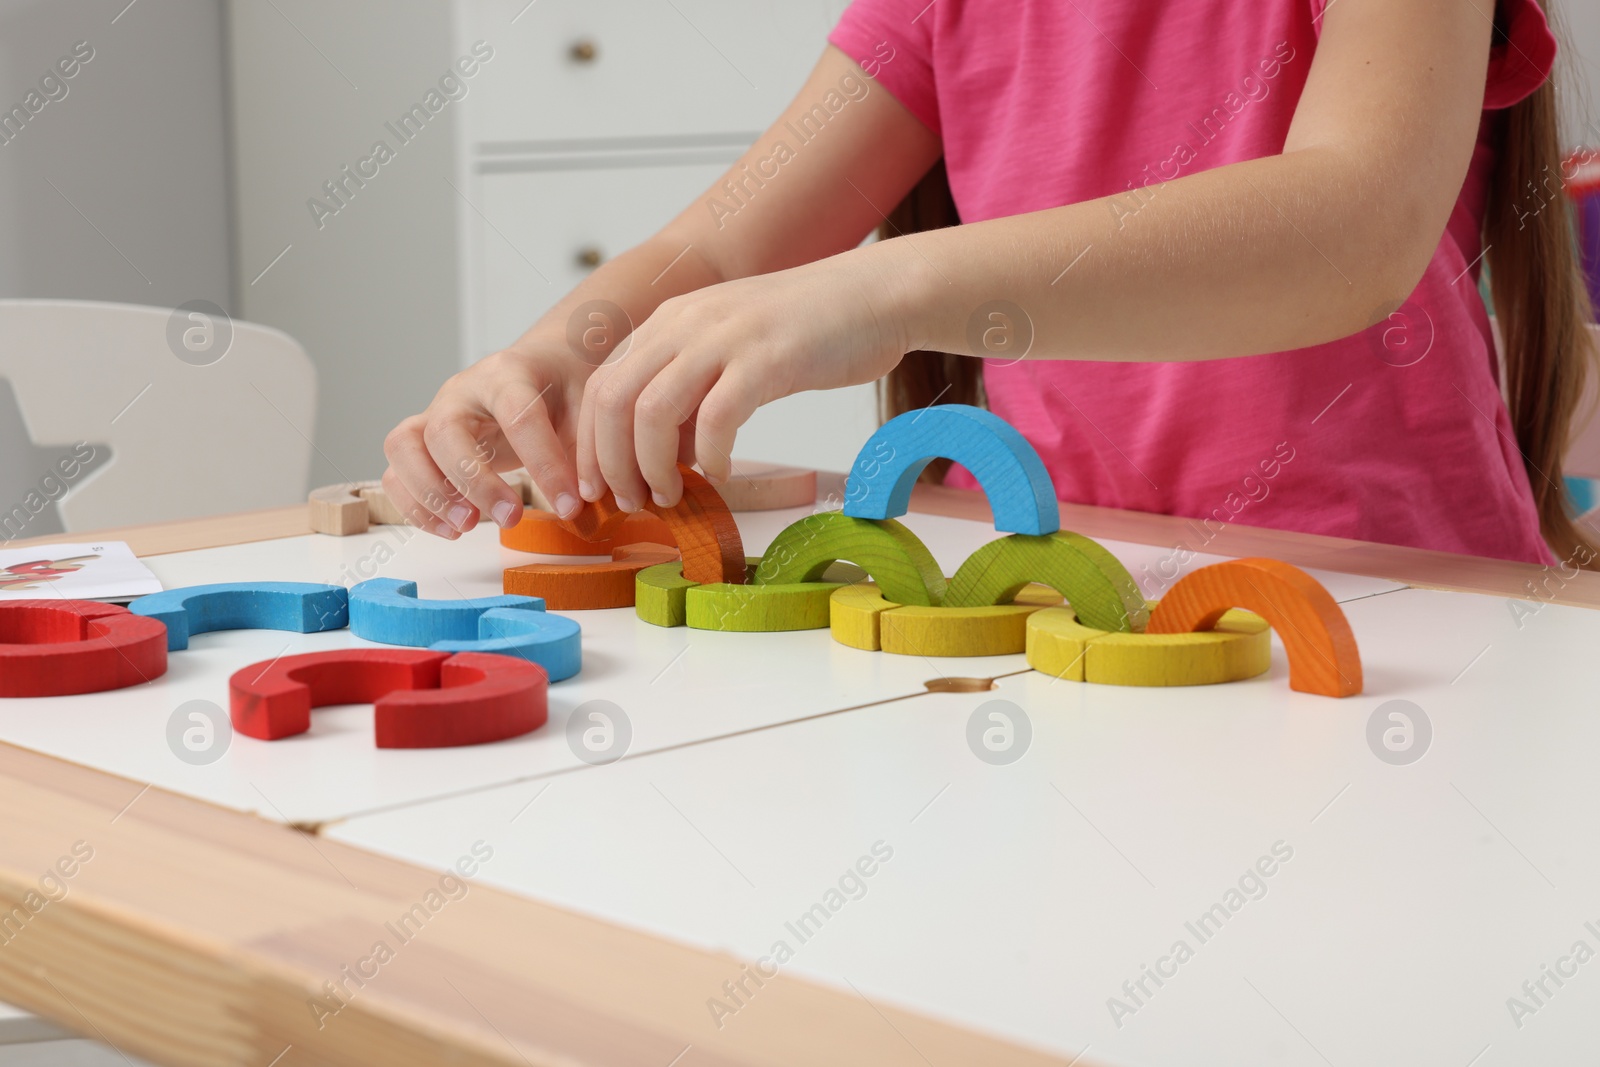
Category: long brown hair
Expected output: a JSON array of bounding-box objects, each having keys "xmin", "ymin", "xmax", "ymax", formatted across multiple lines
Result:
[
  {"xmin": 1484, "ymin": 0, "xmax": 1598, "ymax": 564},
  {"xmin": 880, "ymin": 4, "xmax": 1599, "ymax": 561}
]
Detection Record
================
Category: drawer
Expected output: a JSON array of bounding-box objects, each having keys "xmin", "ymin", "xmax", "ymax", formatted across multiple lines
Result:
[
  {"xmin": 471, "ymin": 159, "xmax": 738, "ymax": 354},
  {"xmin": 468, "ymin": 160, "xmax": 880, "ymax": 475},
  {"xmin": 458, "ymin": 0, "xmax": 851, "ymax": 144}
]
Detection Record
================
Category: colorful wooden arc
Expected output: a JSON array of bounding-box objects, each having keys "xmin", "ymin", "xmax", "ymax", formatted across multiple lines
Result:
[
  {"xmin": 0, "ymin": 600, "xmax": 168, "ymax": 697},
  {"xmin": 1145, "ymin": 558, "xmax": 1362, "ymax": 697},
  {"xmin": 1028, "ymin": 605, "xmax": 1271, "ymax": 686},
  {"xmin": 842, "ymin": 405, "xmax": 1061, "ymax": 535},
  {"xmin": 349, "ymin": 578, "xmax": 543, "ymax": 646},
  {"xmin": 636, "ymin": 559, "xmax": 866, "ymax": 631},
  {"xmin": 943, "ymin": 532, "xmax": 1148, "ymax": 633},
  {"xmin": 129, "ymin": 582, "xmax": 349, "ymax": 651},
  {"xmin": 230, "ymin": 648, "xmax": 547, "ymax": 747},
  {"xmin": 830, "ymin": 582, "xmax": 1061, "ymax": 655},
  {"xmin": 505, "ymin": 543, "xmax": 679, "ymax": 609},
  {"xmin": 559, "ymin": 465, "xmax": 744, "ymax": 585},
  {"xmin": 753, "ymin": 513, "xmax": 946, "ymax": 606},
  {"xmin": 431, "ymin": 606, "xmax": 582, "ymax": 681},
  {"xmin": 502, "ymin": 509, "xmax": 675, "ymax": 556}
]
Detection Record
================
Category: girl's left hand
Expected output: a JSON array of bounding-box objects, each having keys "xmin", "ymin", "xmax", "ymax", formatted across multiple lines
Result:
[{"xmin": 574, "ymin": 252, "xmax": 909, "ymax": 511}]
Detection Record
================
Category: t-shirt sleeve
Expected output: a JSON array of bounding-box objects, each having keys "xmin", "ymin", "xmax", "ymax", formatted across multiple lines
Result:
[
  {"xmin": 1482, "ymin": 0, "xmax": 1557, "ymax": 110},
  {"xmin": 1304, "ymin": 0, "xmax": 1555, "ymax": 110},
  {"xmin": 827, "ymin": 0, "xmax": 941, "ymax": 136}
]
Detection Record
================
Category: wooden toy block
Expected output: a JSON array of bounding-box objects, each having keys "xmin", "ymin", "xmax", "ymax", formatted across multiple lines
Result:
[
  {"xmin": 829, "ymin": 583, "xmax": 896, "ymax": 651},
  {"xmin": 635, "ymin": 560, "xmax": 700, "ymax": 627},
  {"xmin": 1146, "ymin": 558, "xmax": 1362, "ymax": 697},
  {"xmin": 842, "ymin": 404, "xmax": 1061, "ymax": 535},
  {"xmin": 686, "ymin": 562, "xmax": 866, "ymax": 633},
  {"xmin": 0, "ymin": 600, "xmax": 168, "ymax": 697},
  {"xmin": 944, "ymin": 531, "xmax": 1148, "ymax": 633},
  {"xmin": 829, "ymin": 582, "xmax": 1059, "ymax": 655},
  {"xmin": 229, "ymin": 648, "xmax": 547, "ymax": 747},
  {"xmin": 559, "ymin": 465, "xmax": 745, "ymax": 585},
  {"xmin": 502, "ymin": 508, "xmax": 675, "ymax": 556},
  {"xmin": 1027, "ymin": 604, "xmax": 1270, "ymax": 686},
  {"xmin": 129, "ymin": 582, "xmax": 349, "ymax": 651},
  {"xmin": 349, "ymin": 578, "xmax": 543, "ymax": 646},
  {"xmin": 754, "ymin": 513, "xmax": 946, "ymax": 606},
  {"xmin": 716, "ymin": 461, "xmax": 818, "ymax": 511},
  {"xmin": 505, "ymin": 543, "xmax": 679, "ymax": 610},
  {"xmin": 431, "ymin": 606, "xmax": 582, "ymax": 682}
]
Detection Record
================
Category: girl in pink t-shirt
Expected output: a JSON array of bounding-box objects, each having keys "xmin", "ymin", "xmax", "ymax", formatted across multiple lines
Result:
[{"xmin": 384, "ymin": 0, "xmax": 1596, "ymax": 566}]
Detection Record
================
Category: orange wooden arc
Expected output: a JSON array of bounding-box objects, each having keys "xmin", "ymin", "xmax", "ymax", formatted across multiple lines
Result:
[
  {"xmin": 1145, "ymin": 558, "xmax": 1362, "ymax": 697},
  {"xmin": 558, "ymin": 465, "xmax": 744, "ymax": 585},
  {"xmin": 501, "ymin": 509, "xmax": 676, "ymax": 555},
  {"xmin": 505, "ymin": 544, "xmax": 680, "ymax": 610}
]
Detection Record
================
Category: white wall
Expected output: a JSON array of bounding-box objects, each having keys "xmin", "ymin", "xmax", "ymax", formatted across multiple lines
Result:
[
  {"xmin": 1557, "ymin": 0, "xmax": 1599, "ymax": 147},
  {"xmin": 226, "ymin": 0, "xmax": 463, "ymax": 489},
  {"xmin": 0, "ymin": 0, "xmax": 232, "ymax": 308}
]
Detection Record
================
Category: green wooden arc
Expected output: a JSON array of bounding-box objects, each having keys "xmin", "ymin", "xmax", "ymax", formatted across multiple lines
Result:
[
  {"xmin": 752, "ymin": 513, "xmax": 946, "ymax": 607},
  {"xmin": 943, "ymin": 532, "xmax": 1148, "ymax": 632}
]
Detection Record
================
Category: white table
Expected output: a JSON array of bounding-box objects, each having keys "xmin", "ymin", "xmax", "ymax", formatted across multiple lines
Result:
[{"xmin": 0, "ymin": 493, "xmax": 1592, "ymax": 1066}]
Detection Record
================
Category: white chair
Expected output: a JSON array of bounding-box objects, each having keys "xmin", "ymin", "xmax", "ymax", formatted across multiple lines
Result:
[{"xmin": 0, "ymin": 300, "xmax": 316, "ymax": 536}]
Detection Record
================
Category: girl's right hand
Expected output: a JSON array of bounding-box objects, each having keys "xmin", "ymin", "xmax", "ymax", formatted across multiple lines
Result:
[{"xmin": 381, "ymin": 342, "xmax": 588, "ymax": 539}]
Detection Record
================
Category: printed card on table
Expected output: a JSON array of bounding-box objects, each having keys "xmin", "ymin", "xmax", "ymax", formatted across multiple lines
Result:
[{"xmin": 0, "ymin": 542, "xmax": 162, "ymax": 602}]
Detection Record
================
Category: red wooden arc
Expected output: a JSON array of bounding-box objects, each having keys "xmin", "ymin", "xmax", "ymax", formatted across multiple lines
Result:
[
  {"xmin": 229, "ymin": 648, "xmax": 547, "ymax": 748},
  {"xmin": 559, "ymin": 465, "xmax": 744, "ymax": 585},
  {"xmin": 1146, "ymin": 558, "xmax": 1363, "ymax": 697},
  {"xmin": 0, "ymin": 600, "xmax": 168, "ymax": 697}
]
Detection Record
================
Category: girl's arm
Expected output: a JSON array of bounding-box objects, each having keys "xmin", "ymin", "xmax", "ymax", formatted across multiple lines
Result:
[
  {"xmin": 381, "ymin": 48, "xmax": 939, "ymax": 531},
  {"xmin": 579, "ymin": 0, "xmax": 1496, "ymax": 512}
]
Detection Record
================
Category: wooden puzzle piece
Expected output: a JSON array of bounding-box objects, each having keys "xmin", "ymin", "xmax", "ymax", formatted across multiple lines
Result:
[
  {"xmin": 829, "ymin": 582, "xmax": 1061, "ymax": 655},
  {"xmin": 349, "ymin": 578, "xmax": 543, "ymax": 646},
  {"xmin": 505, "ymin": 543, "xmax": 679, "ymax": 609},
  {"xmin": 753, "ymin": 513, "xmax": 946, "ymax": 606},
  {"xmin": 129, "ymin": 582, "xmax": 349, "ymax": 651},
  {"xmin": 637, "ymin": 559, "xmax": 865, "ymax": 631},
  {"xmin": 715, "ymin": 461, "xmax": 818, "ymax": 511},
  {"xmin": 943, "ymin": 532, "xmax": 1148, "ymax": 633},
  {"xmin": 842, "ymin": 405, "xmax": 1061, "ymax": 536},
  {"xmin": 1145, "ymin": 558, "xmax": 1362, "ymax": 697},
  {"xmin": 559, "ymin": 465, "xmax": 744, "ymax": 585},
  {"xmin": 0, "ymin": 600, "xmax": 168, "ymax": 697},
  {"xmin": 1028, "ymin": 605, "xmax": 1270, "ymax": 686},
  {"xmin": 229, "ymin": 648, "xmax": 547, "ymax": 747},
  {"xmin": 635, "ymin": 560, "xmax": 700, "ymax": 627},
  {"xmin": 502, "ymin": 509, "xmax": 675, "ymax": 555},
  {"xmin": 431, "ymin": 606, "xmax": 582, "ymax": 681}
]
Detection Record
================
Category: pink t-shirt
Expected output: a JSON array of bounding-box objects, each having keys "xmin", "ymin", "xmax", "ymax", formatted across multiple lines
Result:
[{"xmin": 829, "ymin": 0, "xmax": 1559, "ymax": 564}]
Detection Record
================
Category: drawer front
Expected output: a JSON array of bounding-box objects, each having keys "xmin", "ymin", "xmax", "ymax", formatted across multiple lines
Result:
[
  {"xmin": 459, "ymin": 0, "xmax": 851, "ymax": 145},
  {"xmin": 471, "ymin": 160, "xmax": 736, "ymax": 354},
  {"xmin": 469, "ymin": 160, "xmax": 879, "ymax": 475}
]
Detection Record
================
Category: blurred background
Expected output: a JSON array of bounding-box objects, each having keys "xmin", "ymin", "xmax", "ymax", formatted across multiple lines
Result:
[{"xmin": 0, "ymin": 0, "xmax": 1596, "ymax": 529}]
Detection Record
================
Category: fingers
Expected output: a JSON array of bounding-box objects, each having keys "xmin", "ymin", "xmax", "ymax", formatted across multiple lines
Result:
[
  {"xmin": 380, "ymin": 467, "xmax": 458, "ymax": 540},
  {"xmin": 492, "ymin": 382, "xmax": 580, "ymax": 520},
  {"xmin": 634, "ymin": 360, "xmax": 722, "ymax": 508},
  {"xmin": 693, "ymin": 369, "xmax": 762, "ymax": 485},
  {"xmin": 382, "ymin": 416, "xmax": 470, "ymax": 538},
  {"xmin": 421, "ymin": 418, "xmax": 524, "ymax": 530}
]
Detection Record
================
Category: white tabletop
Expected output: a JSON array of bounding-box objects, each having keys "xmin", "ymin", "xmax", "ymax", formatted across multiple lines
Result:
[{"xmin": 8, "ymin": 502, "xmax": 1555, "ymax": 1066}]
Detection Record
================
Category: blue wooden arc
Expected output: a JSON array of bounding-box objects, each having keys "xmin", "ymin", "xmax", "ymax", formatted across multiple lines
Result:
[
  {"xmin": 432, "ymin": 607, "xmax": 582, "ymax": 682},
  {"xmin": 129, "ymin": 582, "xmax": 349, "ymax": 651},
  {"xmin": 349, "ymin": 578, "xmax": 543, "ymax": 647},
  {"xmin": 841, "ymin": 405, "xmax": 1060, "ymax": 535}
]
